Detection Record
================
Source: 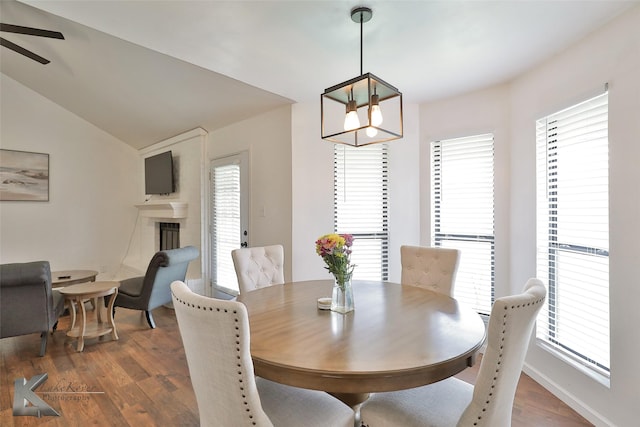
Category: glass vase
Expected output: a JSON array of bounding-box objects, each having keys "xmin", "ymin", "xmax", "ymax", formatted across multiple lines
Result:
[{"xmin": 331, "ymin": 277, "xmax": 354, "ymax": 314}]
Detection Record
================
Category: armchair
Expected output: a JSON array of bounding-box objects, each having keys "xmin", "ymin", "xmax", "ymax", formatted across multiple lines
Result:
[
  {"xmin": 111, "ymin": 246, "xmax": 199, "ymax": 329},
  {"xmin": 170, "ymin": 280, "xmax": 354, "ymax": 427},
  {"xmin": 360, "ymin": 278, "xmax": 547, "ymax": 427},
  {"xmin": 0, "ymin": 261, "xmax": 65, "ymax": 356}
]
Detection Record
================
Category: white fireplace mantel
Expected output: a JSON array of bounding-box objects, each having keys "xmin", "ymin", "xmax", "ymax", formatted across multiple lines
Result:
[{"xmin": 135, "ymin": 201, "xmax": 188, "ymax": 219}]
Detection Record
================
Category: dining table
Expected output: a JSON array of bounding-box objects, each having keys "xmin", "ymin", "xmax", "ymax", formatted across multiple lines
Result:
[{"xmin": 237, "ymin": 279, "xmax": 487, "ymax": 408}]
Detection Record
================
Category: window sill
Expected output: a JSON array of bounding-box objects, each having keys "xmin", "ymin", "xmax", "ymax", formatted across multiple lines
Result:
[{"xmin": 536, "ymin": 340, "xmax": 610, "ymax": 388}]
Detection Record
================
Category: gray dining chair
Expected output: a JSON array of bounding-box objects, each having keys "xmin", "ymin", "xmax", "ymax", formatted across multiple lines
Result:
[
  {"xmin": 231, "ymin": 244, "xmax": 285, "ymax": 294},
  {"xmin": 170, "ymin": 280, "xmax": 354, "ymax": 427},
  {"xmin": 360, "ymin": 278, "xmax": 546, "ymax": 427},
  {"xmin": 400, "ymin": 245, "xmax": 461, "ymax": 296}
]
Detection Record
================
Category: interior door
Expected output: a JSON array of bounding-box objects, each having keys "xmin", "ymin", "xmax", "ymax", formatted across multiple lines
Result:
[{"xmin": 210, "ymin": 152, "xmax": 249, "ymax": 294}]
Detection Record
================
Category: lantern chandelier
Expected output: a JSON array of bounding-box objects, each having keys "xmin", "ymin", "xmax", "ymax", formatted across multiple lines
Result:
[{"xmin": 321, "ymin": 6, "xmax": 403, "ymax": 147}]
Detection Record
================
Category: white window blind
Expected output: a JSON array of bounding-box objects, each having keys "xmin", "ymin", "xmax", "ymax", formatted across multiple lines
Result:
[
  {"xmin": 536, "ymin": 91, "xmax": 610, "ymax": 376},
  {"xmin": 211, "ymin": 163, "xmax": 241, "ymax": 293},
  {"xmin": 334, "ymin": 144, "xmax": 388, "ymax": 281},
  {"xmin": 431, "ymin": 134, "xmax": 495, "ymax": 315}
]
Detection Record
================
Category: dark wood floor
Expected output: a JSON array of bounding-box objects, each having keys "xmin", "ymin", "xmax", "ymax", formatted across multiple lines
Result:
[{"xmin": 1, "ymin": 305, "xmax": 592, "ymax": 426}]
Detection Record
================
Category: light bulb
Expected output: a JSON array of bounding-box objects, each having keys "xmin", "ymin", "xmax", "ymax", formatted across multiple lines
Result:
[
  {"xmin": 344, "ymin": 100, "xmax": 360, "ymax": 131},
  {"xmin": 370, "ymin": 94, "xmax": 383, "ymax": 126},
  {"xmin": 366, "ymin": 127, "xmax": 378, "ymax": 137}
]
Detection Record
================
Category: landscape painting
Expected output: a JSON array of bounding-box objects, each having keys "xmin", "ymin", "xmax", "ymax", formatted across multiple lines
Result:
[{"xmin": 0, "ymin": 149, "xmax": 49, "ymax": 201}]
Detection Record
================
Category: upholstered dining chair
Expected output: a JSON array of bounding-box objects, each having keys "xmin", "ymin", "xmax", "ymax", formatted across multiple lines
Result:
[
  {"xmin": 170, "ymin": 280, "xmax": 354, "ymax": 427},
  {"xmin": 231, "ymin": 244, "xmax": 285, "ymax": 294},
  {"xmin": 111, "ymin": 246, "xmax": 199, "ymax": 328},
  {"xmin": 0, "ymin": 261, "xmax": 65, "ymax": 356},
  {"xmin": 360, "ymin": 278, "xmax": 547, "ymax": 427},
  {"xmin": 400, "ymin": 245, "xmax": 461, "ymax": 296}
]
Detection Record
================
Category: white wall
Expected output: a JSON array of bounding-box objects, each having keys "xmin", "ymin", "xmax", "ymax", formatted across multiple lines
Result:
[
  {"xmin": 122, "ymin": 129, "xmax": 206, "ymax": 286},
  {"xmin": 509, "ymin": 6, "xmax": 640, "ymax": 426},
  {"xmin": 0, "ymin": 74, "xmax": 139, "ymax": 276},
  {"xmin": 419, "ymin": 6, "xmax": 640, "ymax": 425},
  {"xmin": 419, "ymin": 84, "xmax": 512, "ymax": 298},
  {"xmin": 291, "ymin": 101, "xmax": 421, "ymax": 283},
  {"xmin": 208, "ymin": 105, "xmax": 293, "ymax": 280}
]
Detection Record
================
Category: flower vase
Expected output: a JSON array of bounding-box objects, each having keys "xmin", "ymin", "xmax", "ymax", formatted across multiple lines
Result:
[{"xmin": 331, "ymin": 277, "xmax": 354, "ymax": 314}]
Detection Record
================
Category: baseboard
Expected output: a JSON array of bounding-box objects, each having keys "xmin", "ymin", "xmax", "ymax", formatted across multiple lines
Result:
[{"xmin": 522, "ymin": 362, "xmax": 614, "ymax": 427}]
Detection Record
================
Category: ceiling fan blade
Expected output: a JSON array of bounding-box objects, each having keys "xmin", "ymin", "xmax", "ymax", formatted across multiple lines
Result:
[
  {"xmin": 0, "ymin": 23, "xmax": 64, "ymax": 39},
  {"xmin": 0, "ymin": 37, "xmax": 50, "ymax": 64}
]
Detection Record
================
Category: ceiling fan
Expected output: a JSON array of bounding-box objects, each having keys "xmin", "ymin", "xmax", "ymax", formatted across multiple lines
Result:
[{"xmin": 0, "ymin": 23, "xmax": 64, "ymax": 64}]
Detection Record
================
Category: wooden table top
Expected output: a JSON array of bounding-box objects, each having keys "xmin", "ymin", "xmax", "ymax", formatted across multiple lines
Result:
[
  {"xmin": 52, "ymin": 270, "xmax": 98, "ymax": 286},
  {"xmin": 58, "ymin": 281, "xmax": 119, "ymax": 297},
  {"xmin": 237, "ymin": 280, "xmax": 486, "ymax": 394}
]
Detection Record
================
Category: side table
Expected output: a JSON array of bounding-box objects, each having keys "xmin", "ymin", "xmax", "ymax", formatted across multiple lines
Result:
[
  {"xmin": 59, "ymin": 281, "xmax": 120, "ymax": 352},
  {"xmin": 51, "ymin": 270, "xmax": 98, "ymax": 287},
  {"xmin": 52, "ymin": 269, "xmax": 99, "ymax": 311}
]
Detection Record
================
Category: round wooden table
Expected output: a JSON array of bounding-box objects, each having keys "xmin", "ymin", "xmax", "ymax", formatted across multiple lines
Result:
[
  {"xmin": 237, "ymin": 280, "xmax": 486, "ymax": 407},
  {"xmin": 59, "ymin": 281, "xmax": 120, "ymax": 352}
]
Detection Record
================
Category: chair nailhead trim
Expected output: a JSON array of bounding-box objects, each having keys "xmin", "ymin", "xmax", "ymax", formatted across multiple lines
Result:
[
  {"xmin": 171, "ymin": 289, "xmax": 259, "ymax": 425},
  {"xmin": 472, "ymin": 292, "xmax": 546, "ymax": 426}
]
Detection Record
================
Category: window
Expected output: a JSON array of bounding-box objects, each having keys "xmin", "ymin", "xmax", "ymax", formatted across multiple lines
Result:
[
  {"xmin": 536, "ymin": 92, "xmax": 610, "ymax": 377},
  {"xmin": 210, "ymin": 153, "xmax": 249, "ymax": 294},
  {"xmin": 431, "ymin": 134, "xmax": 495, "ymax": 315},
  {"xmin": 334, "ymin": 144, "xmax": 388, "ymax": 281}
]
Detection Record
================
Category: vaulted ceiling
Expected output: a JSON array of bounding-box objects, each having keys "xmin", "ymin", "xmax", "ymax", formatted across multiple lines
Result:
[{"xmin": 1, "ymin": 0, "xmax": 636, "ymax": 149}]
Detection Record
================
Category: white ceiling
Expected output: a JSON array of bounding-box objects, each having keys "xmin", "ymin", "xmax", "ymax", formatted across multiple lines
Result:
[{"xmin": 1, "ymin": 0, "xmax": 637, "ymax": 149}]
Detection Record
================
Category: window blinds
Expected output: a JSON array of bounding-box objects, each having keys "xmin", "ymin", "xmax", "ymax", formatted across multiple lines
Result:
[
  {"xmin": 431, "ymin": 134, "xmax": 495, "ymax": 315},
  {"xmin": 536, "ymin": 92, "xmax": 610, "ymax": 376},
  {"xmin": 211, "ymin": 163, "xmax": 241, "ymax": 293},
  {"xmin": 334, "ymin": 144, "xmax": 389, "ymax": 281}
]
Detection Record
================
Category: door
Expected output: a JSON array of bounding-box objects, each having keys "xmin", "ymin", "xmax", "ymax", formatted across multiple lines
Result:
[{"xmin": 210, "ymin": 152, "xmax": 249, "ymax": 294}]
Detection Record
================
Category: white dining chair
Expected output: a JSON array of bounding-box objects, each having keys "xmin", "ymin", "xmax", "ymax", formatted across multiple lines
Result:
[
  {"xmin": 360, "ymin": 278, "xmax": 547, "ymax": 427},
  {"xmin": 170, "ymin": 280, "xmax": 354, "ymax": 427},
  {"xmin": 400, "ymin": 245, "xmax": 461, "ymax": 296},
  {"xmin": 231, "ymin": 244, "xmax": 285, "ymax": 294}
]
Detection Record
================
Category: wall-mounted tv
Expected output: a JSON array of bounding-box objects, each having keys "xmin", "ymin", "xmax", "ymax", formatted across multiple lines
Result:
[{"xmin": 144, "ymin": 151, "xmax": 174, "ymax": 195}]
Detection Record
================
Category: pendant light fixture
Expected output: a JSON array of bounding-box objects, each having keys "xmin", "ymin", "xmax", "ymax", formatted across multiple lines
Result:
[{"xmin": 321, "ymin": 6, "xmax": 403, "ymax": 147}]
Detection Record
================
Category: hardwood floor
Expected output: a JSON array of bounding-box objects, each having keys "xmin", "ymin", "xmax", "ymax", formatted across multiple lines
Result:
[{"xmin": 1, "ymin": 305, "xmax": 592, "ymax": 426}]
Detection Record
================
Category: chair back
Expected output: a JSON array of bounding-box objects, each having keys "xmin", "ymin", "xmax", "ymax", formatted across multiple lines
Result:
[
  {"xmin": 400, "ymin": 245, "xmax": 460, "ymax": 296},
  {"xmin": 143, "ymin": 246, "xmax": 199, "ymax": 310},
  {"xmin": 0, "ymin": 261, "xmax": 60, "ymax": 339},
  {"xmin": 458, "ymin": 278, "xmax": 547, "ymax": 427},
  {"xmin": 171, "ymin": 280, "xmax": 274, "ymax": 427},
  {"xmin": 231, "ymin": 245, "xmax": 284, "ymax": 294}
]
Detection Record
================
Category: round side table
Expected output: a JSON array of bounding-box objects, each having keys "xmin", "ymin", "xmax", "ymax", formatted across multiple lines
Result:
[
  {"xmin": 51, "ymin": 270, "xmax": 98, "ymax": 287},
  {"xmin": 59, "ymin": 281, "xmax": 120, "ymax": 352}
]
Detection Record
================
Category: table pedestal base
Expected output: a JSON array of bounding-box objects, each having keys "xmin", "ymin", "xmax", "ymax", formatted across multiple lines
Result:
[{"xmin": 329, "ymin": 392, "xmax": 370, "ymax": 408}]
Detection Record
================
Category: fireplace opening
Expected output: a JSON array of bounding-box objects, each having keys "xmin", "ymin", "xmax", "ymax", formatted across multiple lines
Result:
[{"xmin": 160, "ymin": 222, "xmax": 180, "ymax": 251}]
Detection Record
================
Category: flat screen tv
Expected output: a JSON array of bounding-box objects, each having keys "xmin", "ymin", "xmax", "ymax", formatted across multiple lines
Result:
[{"xmin": 144, "ymin": 151, "xmax": 174, "ymax": 195}]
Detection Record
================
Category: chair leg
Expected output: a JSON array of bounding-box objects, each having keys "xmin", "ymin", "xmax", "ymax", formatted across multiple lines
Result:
[
  {"xmin": 145, "ymin": 310, "xmax": 156, "ymax": 329},
  {"xmin": 39, "ymin": 331, "xmax": 48, "ymax": 357},
  {"xmin": 52, "ymin": 320, "xmax": 59, "ymax": 332}
]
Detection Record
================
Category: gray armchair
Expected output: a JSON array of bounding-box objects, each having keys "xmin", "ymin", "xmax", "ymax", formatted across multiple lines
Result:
[
  {"xmin": 111, "ymin": 246, "xmax": 199, "ymax": 329},
  {"xmin": 0, "ymin": 261, "xmax": 65, "ymax": 356}
]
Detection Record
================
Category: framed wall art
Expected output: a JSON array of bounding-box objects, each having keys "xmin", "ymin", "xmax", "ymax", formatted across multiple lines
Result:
[{"xmin": 0, "ymin": 149, "xmax": 49, "ymax": 201}]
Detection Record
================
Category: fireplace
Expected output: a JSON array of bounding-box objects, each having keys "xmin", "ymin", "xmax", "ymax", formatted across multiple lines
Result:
[{"xmin": 159, "ymin": 222, "xmax": 180, "ymax": 250}]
